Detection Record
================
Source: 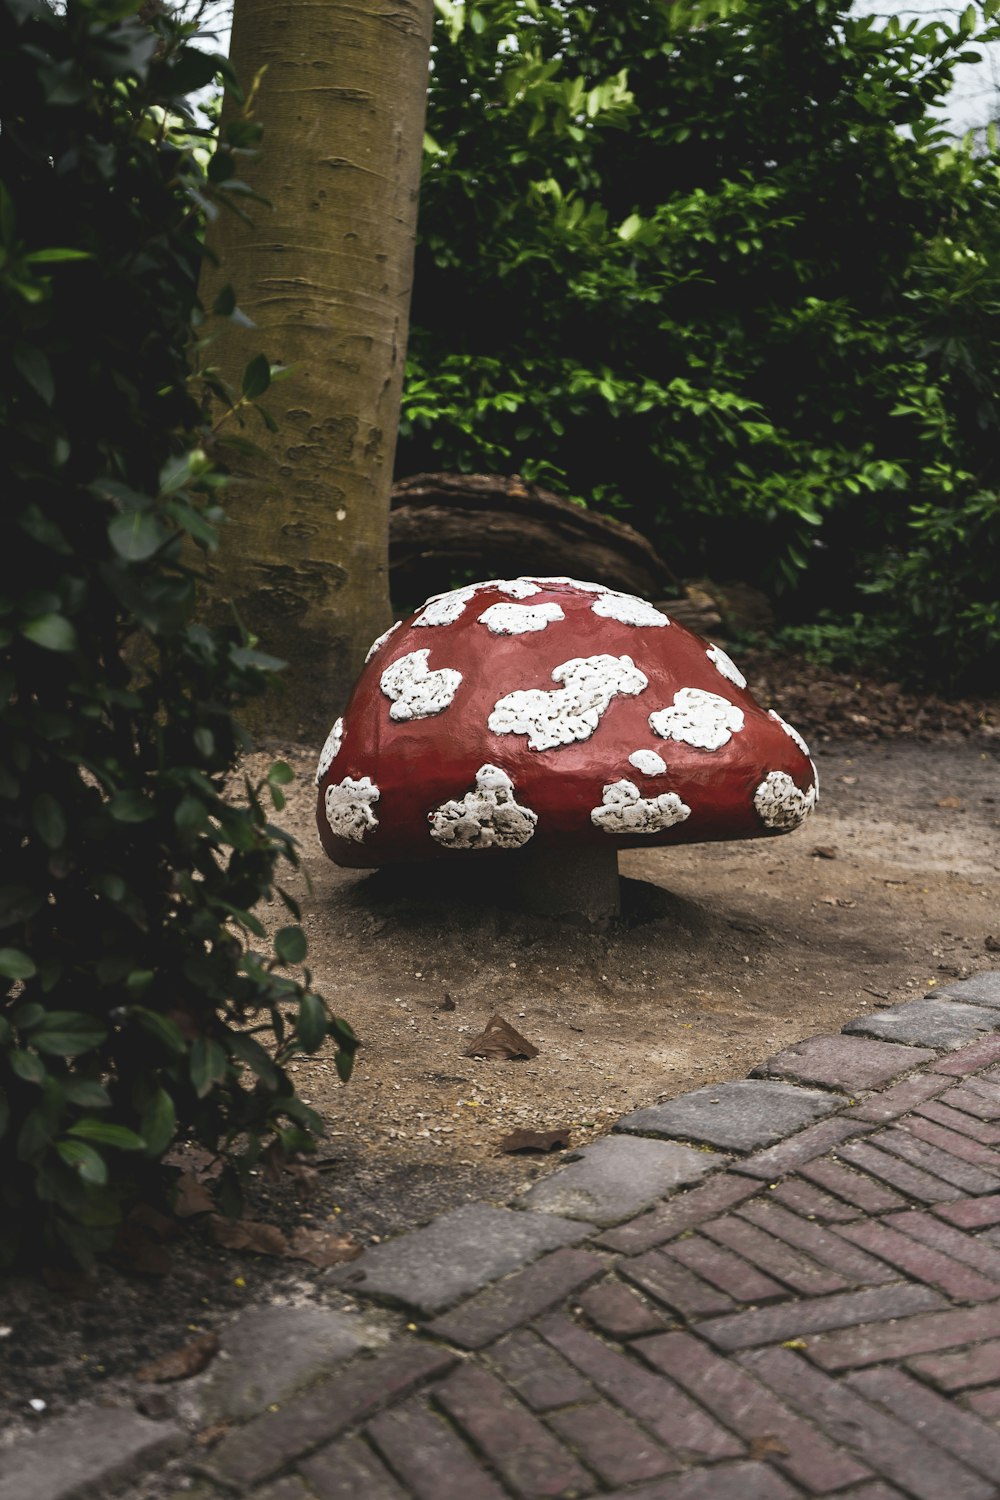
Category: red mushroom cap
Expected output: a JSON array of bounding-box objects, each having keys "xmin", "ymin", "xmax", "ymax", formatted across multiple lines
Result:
[{"xmin": 316, "ymin": 577, "xmax": 817, "ymax": 869}]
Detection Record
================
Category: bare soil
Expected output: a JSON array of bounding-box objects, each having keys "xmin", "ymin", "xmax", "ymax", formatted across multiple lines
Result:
[{"xmin": 2, "ymin": 728, "xmax": 999, "ymax": 1439}]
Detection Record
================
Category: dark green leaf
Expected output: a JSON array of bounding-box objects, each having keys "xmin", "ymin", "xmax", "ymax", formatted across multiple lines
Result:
[
  {"xmin": 66, "ymin": 1119, "xmax": 145, "ymax": 1150},
  {"xmin": 57, "ymin": 1139, "xmax": 108, "ymax": 1184},
  {"xmin": 295, "ymin": 993, "xmax": 327, "ymax": 1052},
  {"xmin": 9, "ymin": 1050, "xmax": 46, "ymax": 1085},
  {"xmin": 33, "ymin": 1012, "xmax": 106, "ymax": 1056},
  {"xmin": 130, "ymin": 1008, "xmax": 186, "ymax": 1055},
  {"xmin": 33, "ymin": 793, "xmax": 66, "ymax": 850},
  {"xmin": 107, "ymin": 790, "xmax": 155, "ymax": 823},
  {"xmin": 0, "ymin": 948, "xmax": 36, "ymax": 980},
  {"xmin": 64, "ymin": 1077, "xmax": 111, "ymax": 1108},
  {"xmin": 108, "ymin": 510, "xmax": 168, "ymax": 562},
  {"xmin": 140, "ymin": 1088, "xmax": 176, "ymax": 1155},
  {"xmin": 275, "ymin": 926, "xmax": 307, "ymax": 965},
  {"xmin": 22, "ymin": 614, "xmax": 77, "ymax": 652},
  {"xmin": 241, "ymin": 353, "xmax": 271, "ymax": 399},
  {"xmin": 190, "ymin": 1036, "xmax": 228, "ymax": 1097}
]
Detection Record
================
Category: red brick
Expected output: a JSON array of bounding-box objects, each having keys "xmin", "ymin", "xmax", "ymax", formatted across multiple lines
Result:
[
  {"xmin": 848, "ymin": 1366, "xmax": 1000, "ymax": 1482},
  {"xmin": 700, "ymin": 1213, "xmax": 847, "ymax": 1295},
  {"xmin": 665, "ymin": 1234, "xmax": 787, "ymax": 1304},
  {"xmin": 833, "ymin": 1486, "xmax": 908, "ymax": 1499},
  {"xmin": 847, "ymin": 1071, "xmax": 950, "ymax": 1122},
  {"xmin": 931, "ymin": 1034, "xmax": 1000, "ymax": 1075},
  {"xmin": 734, "ymin": 1116, "xmax": 869, "ymax": 1181},
  {"xmin": 905, "ymin": 1113, "xmax": 1000, "ymax": 1168},
  {"xmin": 546, "ymin": 1402, "xmax": 678, "ymax": 1486},
  {"xmin": 919, "ymin": 1098, "xmax": 1000, "ymax": 1144},
  {"xmin": 832, "ymin": 1138, "xmax": 963, "ymax": 1203},
  {"xmin": 699, "ymin": 1283, "xmax": 944, "ymax": 1352},
  {"xmin": 965, "ymin": 1387, "xmax": 1000, "ymax": 1420},
  {"xmin": 804, "ymin": 1298, "xmax": 1000, "ymax": 1370},
  {"xmin": 935, "ymin": 1195, "xmax": 1000, "ymax": 1229},
  {"xmin": 870, "ymin": 1125, "xmax": 1000, "ymax": 1195},
  {"xmin": 536, "ymin": 1313, "xmax": 744, "ymax": 1461},
  {"xmin": 425, "ymin": 1247, "xmax": 605, "ymax": 1350},
  {"xmin": 907, "ymin": 1340, "xmax": 1000, "ymax": 1391},
  {"xmin": 595, "ymin": 1174, "xmax": 761, "ymax": 1254},
  {"xmin": 885, "ymin": 1208, "xmax": 1000, "ymax": 1279},
  {"xmin": 366, "ymin": 1397, "xmax": 509, "ymax": 1500},
  {"xmin": 740, "ymin": 1346, "xmax": 995, "ymax": 1500},
  {"xmin": 959, "ymin": 1076, "xmax": 1000, "ymax": 1115},
  {"xmin": 736, "ymin": 1199, "xmax": 896, "ymax": 1285},
  {"xmin": 637, "ymin": 1330, "xmax": 870, "ymax": 1493},
  {"xmin": 771, "ymin": 1176, "xmax": 861, "ymax": 1223},
  {"xmin": 599, "ymin": 1465, "xmax": 803, "ymax": 1500},
  {"xmin": 577, "ymin": 1280, "xmax": 672, "ymax": 1341},
  {"xmin": 433, "ymin": 1363, "xmax": 593, "ymax": 1498},
  {"xmin": 800, "ymin": 1156, "xmax": 907, "ymax": 1212},
  {"xmin": 942, "ymin": 1083, "xmax": 1000, "ymax": 1121},
  {"xmin": 298, "ymin": 1435, "xmax": 407, "ymax": 1500},
  {"xmin": 487, "ymin": 1330, "xmax": 594, "ymax": 1413},
  {"xmin": 620, "ymin": 1248, "xmax": 736, "ymax": 1319},
  {"xmin": 207, "ymin": 1342, "xmax": 456, "ymax": 1487},
  {"xmin": 833, "ymin": 1218, "xmax": 1000, "ymax": 1300}
]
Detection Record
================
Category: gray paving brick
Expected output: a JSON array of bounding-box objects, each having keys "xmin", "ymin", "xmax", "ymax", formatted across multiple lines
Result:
[
  {"xmin": 0, "ymin": 1406, "xmax": 184, "ymax": 1500},
  {"xmin": 518, "ymin": 1135, "xmax": 720, "ymax": 1226},
  {"xmin": 699, "ymin": 1282, "xmax": 946, "ymax": 1352},
  {"xmin": 935, "ymin": 972, "xmax": 1000, "ymax": 1008},
  {"xmin": 965, "ymin": 1387, "xmax": 1000, "ymax": 1420},
  {"xmin": 848, "ymin": 1366, "xmax": 1000, "ymax": 1484},
  {"xmin": 638, "ymin": 1330, "xmax": 870, "ymax": 1493},
  {"xmin": 847, "ymin": 1070, "xmax": 951, "ymax": 1122},
  {"xmin": 620, "ymin": 1246, "xmax": 735, "ymax": 1318},
  {"xmin": 844, "ymin": 997, "xmax": 1000, "ymax": 1049},
  {"xmin": 751, "ymin": 1033, "xmax": 934, "ymax": 1092},
  {"xmin": 366, "ymin": 1396, "xmax": 509, "ymax": 1500},
  {"xmin": 325, "ymin": 1203, "xmax": 592, "ymax": 1316},
  {"xmin": 536, "ymin": 1314, "xmax": 744, "ymax": 1461},
  {"xmin": 577, "ymin": 1279, "xmax": 673, "ymax": 1340},
  {"xmin": 741, "ymin": 1345, "xmax": 995, "ymax": 1500},
  {"xmin": 736, "ymin": 1116, "xmax": 869, "ymax": 1180},
  {"xmin": 433, "ymin": 1362, "xmax": 594, "ymax": 1497},
  {"xmin": 197, "ymin": 1304, "xmax": 369, "ymax": 1423},
  {"xmin": 298, "ymin": 1435, "xmax": 408, "ymax": 1500},
  {"xmin": 598, "ymin": 1464, "xmax": 803, "ymax": 1500},
  {"xmin": 596, "ymin": 1173, "xmax": 761, "ymax": 1254},
  {"xmin": 547, "ymin": 1401, "xmax": 678, "ymax": 1486},
  {"xmin": 424, "ymin": 1247, "xmax": 604, "ymax": 1349},
  {"xmin": 936, "ymin": 1194, "xmax": 1000, "ymax": 1228},
  {"xmin": 487, "ymin": 1329, "xmax": 595, "ymax": 1412},
  {"xmin": 615, "ymin": 1079, "xmax": 840, "ymax": 1153},
  {"xmin": 206, "ymin": 1342, "xmax": 456, "ymax": 1487},
  {"xmin": 907, "ymin": 1340, "xmax": 1000, "ymax": 1392},
  {"xmin": 804, "ymin": 1298, "xmax": 1000, "ymax": 1371}
]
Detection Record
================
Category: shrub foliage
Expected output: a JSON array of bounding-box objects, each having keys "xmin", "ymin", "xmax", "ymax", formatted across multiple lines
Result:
[
  {"xmin": 402, "ymin": 0, "xmax": 1000, "ymax": 684},
  {"xmin": 0, "ymin": 0, "xmax": 356, "ymax": 1265}
]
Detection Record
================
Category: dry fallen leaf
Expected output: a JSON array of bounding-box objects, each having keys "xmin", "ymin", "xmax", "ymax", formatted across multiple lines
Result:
[
  {"xmin": 937, "ymin": 795, "xmax": 962, "ymax": 810},
  {"xmin": 748, "ymin": 1435, "xmax": 790, "ymax": 1461},
  {"xmin": 111, "ymin": 1221, "xmax": 173, "ymax": 1277},
  {"xmin": 499, "ymin": 1128, "xmax": 572, "ymax": 1155},
  {"xmin": 135, "ymin": 1332, "xmax": 219, "ymax": 1384},
  {"xmin": 463, "ymin": 1013, "xmax": 539, "ymax": 1061},
  {"xmin": 819, "ymin": 896, "xmax": 856, "ymax": 908},
  {"xmin": 173, "ymin": 1172, "xmax": 215, "ymax": 1218},
  {"xmin": 206, "ymin": 1214, "xmax": 288, "ymax": 1258},
  {"xmin": 986, "ymin": 935, "xmax": 1000, "ymax": 953},
  {"xmin": 196, "ymin": 1422, "xmax": 230, "ymax": 1448},
  {"xmin": 811, "ymin": 846, "xmax": 837, "ymax": 860},
  {"xmin": 836, "ymin": 775, "xmax": 858, "ymax": 785},
  {"xmin": 284, "ymin": 1226, "xmax": 362, "ymax": 1268}
]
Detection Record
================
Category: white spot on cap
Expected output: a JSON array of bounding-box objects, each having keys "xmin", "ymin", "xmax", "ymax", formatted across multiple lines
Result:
[
  {"xmin": 413, "ymin": 588, "xmax": 477, "ymax": 627},
  {"xmin": 707, "ymin": 644, "xmax": 747, "ymax": 690},
  {"xmin": 591, "ymin": 779, "xmax": 691, "ymax": 834},
  {"xmin": 477, "ymin": 601, "xmax": 565, "ymax": 635},
  {"xmin": 592, "ymin": 593, "xmax": 670, "ymax": 627},
  {"xmin": 649, "ymin": 687, "xmax": 744, "ymax": 751},
  {"xmin": 628, "ymin": 749, "xmax": 668, "ymax": 776},
  {"xmin": 769, "ymin": 709, "xmax": 819, "ymax": 793},
  {"xmin": 524, "ymin": 576, "xmax": 605, "ymax": 592},
  {"xmin": 315, "ymin": 717, "xmax": 344, "ymax": 785},
  {"xmin": 429, "ymin": 764, "xmax": 537, "ymax": 850},
  {"xmin": 325, "ymin": 776, "xmax": 380, "ymax": 842},
  {"xmin": 365, "ymin": 620, "xmax": 402, "ymax": 663},
  {"xmin": 754, "ymin": 770, "xmax": 816, "ymax": 831},
  {"xmin": 489, "ymin": 654, "xmax": 648, "ymax": 751},
  {"xmin": 488, "ymin": 579, "xmax": 541, "ymax": 599},
  {"xmin": 381, "ymin": 649, "xmax": 462, "ymax": 721}
]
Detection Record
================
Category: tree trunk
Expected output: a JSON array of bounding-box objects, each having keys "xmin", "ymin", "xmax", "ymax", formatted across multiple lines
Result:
[{"xmin": 204, "ymin": 0, "xmax": 433, "ymax": 735}]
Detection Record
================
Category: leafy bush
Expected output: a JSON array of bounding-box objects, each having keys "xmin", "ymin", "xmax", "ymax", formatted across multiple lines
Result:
[
  {"xmin": 0, "ymin": 0, "xmax": 356, "ymax": 1265},
  {"xmin": 402, "ymin": 0, "xmax": 1000, "ymax": 686}
]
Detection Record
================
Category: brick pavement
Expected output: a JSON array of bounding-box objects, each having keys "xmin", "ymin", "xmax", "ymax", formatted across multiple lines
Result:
[{"xmin": 8, "ymin": 974, "xmax": 1000, "ymax": 1500}]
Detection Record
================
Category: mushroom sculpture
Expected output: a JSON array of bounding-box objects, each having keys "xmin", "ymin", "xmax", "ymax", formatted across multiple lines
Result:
[{"xmin": 315, "ymin": 577, "xmax": 817, "ymax": 922}]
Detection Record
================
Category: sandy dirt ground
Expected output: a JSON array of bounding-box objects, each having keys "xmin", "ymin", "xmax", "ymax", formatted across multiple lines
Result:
[
  {"xmin": 1, "ymin": 733, "xmax": 998, "ymax": 1431},
  {"xmin": 261, "ymin": 734, "xmax": 1000, "ymax": 1241}
]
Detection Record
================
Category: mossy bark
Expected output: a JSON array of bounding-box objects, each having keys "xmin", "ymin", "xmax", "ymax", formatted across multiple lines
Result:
[{"xmin": 205, "ymin": 0, "xmax": 433, "ymax": 735}]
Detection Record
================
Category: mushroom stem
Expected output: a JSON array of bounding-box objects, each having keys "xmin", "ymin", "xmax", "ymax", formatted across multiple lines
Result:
[{"xmin": 500, "ymin": 842, "xmax": 621, "ymax": 927}]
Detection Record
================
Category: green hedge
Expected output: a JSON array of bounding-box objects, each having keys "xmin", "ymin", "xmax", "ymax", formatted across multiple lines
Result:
[{"xmin": 0, "ymin": 0, "xmax": 356, "ymax": 1265}]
